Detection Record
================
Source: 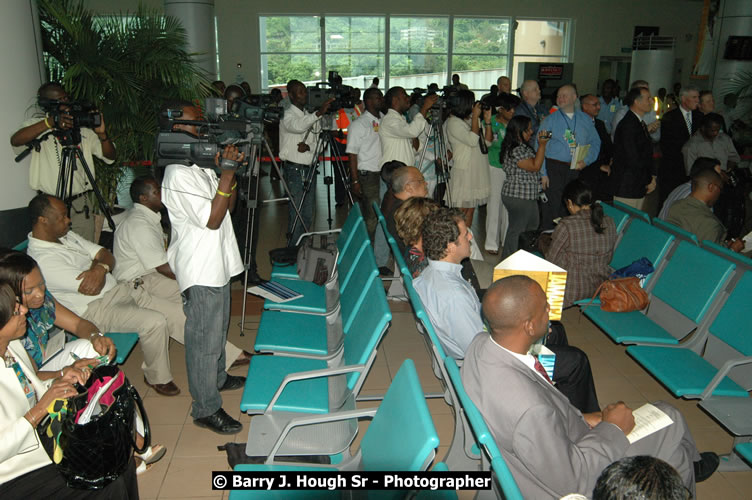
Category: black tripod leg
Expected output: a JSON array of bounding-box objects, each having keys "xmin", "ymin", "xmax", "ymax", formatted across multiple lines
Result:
[{"xmin": 70, "ymin": 147, "xmax": 117, "ymax": 231}]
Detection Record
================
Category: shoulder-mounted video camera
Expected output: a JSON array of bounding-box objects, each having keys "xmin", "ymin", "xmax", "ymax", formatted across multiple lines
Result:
[
  {"xmin": 38, "ymin": 97, "xmax": 102, "ymax": 146},
  {"xmin": 306, "ymin": 71, "xmax": 356, "ymax": 113}
]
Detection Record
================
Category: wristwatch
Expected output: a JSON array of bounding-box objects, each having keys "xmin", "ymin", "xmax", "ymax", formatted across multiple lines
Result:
[{"xmin": 96, "ymin": 262, "xmax": 110, "ymax": 273}]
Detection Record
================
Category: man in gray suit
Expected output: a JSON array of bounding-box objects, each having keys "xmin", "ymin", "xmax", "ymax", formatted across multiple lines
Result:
[{"xmin": 462, "ymin": 275, "xmax": 717, "ymax": 499}]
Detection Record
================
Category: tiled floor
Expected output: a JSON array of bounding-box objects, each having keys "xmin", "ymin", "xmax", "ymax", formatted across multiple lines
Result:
[{"xmin": 129, "ymin": 170, "xmax": 752, "ymax": 499}]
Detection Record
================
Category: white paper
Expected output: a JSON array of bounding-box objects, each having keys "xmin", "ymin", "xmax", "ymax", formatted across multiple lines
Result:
[
  {"xmin": 569, "ymin": 145, "xmax": 591, "ymax": 170},
  {"xmin": 40, "ymin": 328, "xmax": 65, "ymax": 366},
  {"xmin": 495, "ymin": 250, "xmax": 566, "ymax": 273},
  {"xmin": 742, "ymin": 229, "xmax": 752, "ymax": 248},
  {"xmin": 626, "ymin": 403, "xmax": 674, "ymax": 444}
]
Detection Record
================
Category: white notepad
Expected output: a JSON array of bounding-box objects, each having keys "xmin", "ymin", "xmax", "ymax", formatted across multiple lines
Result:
[{"xmin": 626, "ymin": 403, "xmax": 674, "ymax": 444}]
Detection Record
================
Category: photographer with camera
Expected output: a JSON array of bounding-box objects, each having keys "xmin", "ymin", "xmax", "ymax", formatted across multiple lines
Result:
[
  {"xmin": 11, "ymin": 83, "xmax": 115, "ymax": 242},
  {"xmin": 279, "ymin": 80, "xmax": 334, "ymax": 246},
  {"xmin": 159, "ymin": 100, "xmax": 246, "ymax": 435},
  {"xmin": 380, "ymin": 87, "xmax": 437, "ymax": 167},
  {"xmin": 445, "ymin": 91, "xmax": 492, "ymax": 229}
]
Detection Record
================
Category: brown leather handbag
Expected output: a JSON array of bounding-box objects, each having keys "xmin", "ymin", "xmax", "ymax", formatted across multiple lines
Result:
[{"xmin": 589, "ymin": 277, "xmax": 649, "ymax": 312}]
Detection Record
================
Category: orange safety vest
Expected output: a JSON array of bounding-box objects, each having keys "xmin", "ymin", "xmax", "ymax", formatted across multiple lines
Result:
[{"xmin": 335, "ymin": 107, "xmax": 361, "ymax": 144}]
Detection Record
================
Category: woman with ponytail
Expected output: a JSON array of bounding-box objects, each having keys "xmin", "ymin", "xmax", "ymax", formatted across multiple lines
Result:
[{"xmin": 545, "ymin": 179, "xmax": 617, "ymax": 307}]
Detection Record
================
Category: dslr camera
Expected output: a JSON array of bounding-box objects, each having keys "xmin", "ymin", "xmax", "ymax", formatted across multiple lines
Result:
[
  {"xmin": 306, "ymin": 71, "xmax": 356, "ymax": 113},
  {"xmin": 38, "ymin": 97, "xmax": 102, "ymax": 145}
]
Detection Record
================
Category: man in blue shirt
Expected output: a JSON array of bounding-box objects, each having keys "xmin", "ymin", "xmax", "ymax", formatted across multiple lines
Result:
[{"xmin": 539, "ymin": 84, "xmax": 601, "ymax": 229}]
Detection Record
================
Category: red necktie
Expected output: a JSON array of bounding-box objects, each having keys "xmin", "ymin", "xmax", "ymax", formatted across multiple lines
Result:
[{"xmin": 534, "ymin": 356, "xmax": 553, "ymax": 384}]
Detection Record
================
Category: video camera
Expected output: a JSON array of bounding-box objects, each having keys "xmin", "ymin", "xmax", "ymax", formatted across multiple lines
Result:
[
  {"xmin": 306, "ymin": 71, "xmax": 356, "ymax": 113},
  {"xmin": 155, "ymin": 97, "xmax": 254, "ymax": 169},
  {"xmin": 38, "ymin": 98, "xmax": 102, "ymax": 146},
  {"xmin": 412, "ymin": 85, "xmax": 462, "ymax": 111}
]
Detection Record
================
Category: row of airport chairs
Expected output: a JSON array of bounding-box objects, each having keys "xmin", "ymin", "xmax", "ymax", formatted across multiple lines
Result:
[
  {"xmin": 374, "ymin": 202, "xmax": 525, "ymax": 500},
  {"xmin": 231, "ymin": 205, "xmax": 444, "ymax": 498},
  {"xmin": 585, "ymin": 201, "xmax": 752, "ymax": 470}
]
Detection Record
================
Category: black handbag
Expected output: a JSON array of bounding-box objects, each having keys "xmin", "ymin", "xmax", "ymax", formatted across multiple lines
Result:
[{"xmin": 39, "ymin": 365, "xmax": 150, "ymax": 489}]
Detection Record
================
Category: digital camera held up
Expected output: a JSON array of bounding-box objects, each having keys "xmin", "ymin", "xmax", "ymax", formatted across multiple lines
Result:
[{"xmin": 306, "ymin": 71, "xmax": 356, "ymax": 113}]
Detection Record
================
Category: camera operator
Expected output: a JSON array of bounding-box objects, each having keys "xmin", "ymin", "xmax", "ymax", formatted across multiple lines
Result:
[
  {"xmin": 159, "ymin": 100, "xmax": 246, "ymax": 435},
  {"xmin": 11, "ymin": 82, "xmax": 115, "ymax": 242},
  {"xmin": 279, "ymin": 80, "xmax": 334, "ymax": 246},
  {"xmin": 380, "ymin": 86, "xmax": 438, "ymax": 167}
]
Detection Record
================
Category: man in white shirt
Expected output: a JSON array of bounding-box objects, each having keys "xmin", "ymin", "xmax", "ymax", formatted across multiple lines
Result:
[
  {"xmin": 113, "ymin": 176, "xmax": 251, "ymax": 371},
  {"xmin": 160, "ymin": 100, "xmax": 247, "ymax": 434},
  {"xmin": 379, "ymin": 86, "xmax": 437, "ymax": 167},
  {"xmin": 279, "ymin": 80, "xmax": 333, "ymax": 245},
  {"xmin": 11, "ymin": 83, "xmax": 116, "ymax": 242},
  {"xmin": 346, "ymin": 88, "xmax": 384, "ymax": 237},
  {"xmin": 27, "ymin": 194, "xmax": 177, "ymax": 396}
]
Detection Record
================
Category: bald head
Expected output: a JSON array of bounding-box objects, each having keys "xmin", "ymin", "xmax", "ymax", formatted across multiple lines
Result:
[
  {"xmin": 520, "ymin": 80, "xmax": 541, "ymax": 105},
  {"xmin": 556, "ymin": 84, "xmax": 578, "ymax": 112},
  {"xmin": 483, "ymin": 276, "xmax": 550, "ymax": 352}
]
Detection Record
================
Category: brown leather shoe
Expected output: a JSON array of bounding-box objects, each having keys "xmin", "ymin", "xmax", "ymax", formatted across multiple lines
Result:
[{"xmin": 144, "ymin": 377, "xmax": 181, "ymax": 396}]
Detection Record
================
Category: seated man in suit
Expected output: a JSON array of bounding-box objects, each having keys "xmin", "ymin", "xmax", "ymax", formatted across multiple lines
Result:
[
  {"xmin": 414, "ymin": 207, "xmax": 599, "ymax": 413},
  {"xmin": 462, "ymin": 275, "xmax": 718, "ymax": 499},
  {"xmin": 666, "ymin": 166, "xmax": 745, "ymax": 252}
]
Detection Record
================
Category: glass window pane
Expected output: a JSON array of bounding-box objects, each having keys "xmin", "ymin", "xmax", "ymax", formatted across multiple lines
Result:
[
  {"xmin": 451, "ymin": 56, "xmax": 509, "ymax": 91},
  {"xmin": 261, "ymin": 54, "xmax": 322, "ymax": 89},
  {"xmin": 513, "ymin": 20, "xmax": 568, "ymax": 56},
  {"xmin": 389, "ymin": 54, "xmax": 448, "ymax": 88},
  {"xmin": 325, "ymin": 54, "xmax": 384, "ymax": 88},
  {"xmin": 390, "ymin": 17, "xmax": 448, "ymax": 53},
  {"xmin": 326, "ymin": 17, "xmax": 385, "ymax": 53},
  {"xmin": 453, "ymin": 18, "xmax": 509, "ymax": 54},
  {"xmin": 260, "ymin": 16, "xmax": 321, "ymax": 53}
]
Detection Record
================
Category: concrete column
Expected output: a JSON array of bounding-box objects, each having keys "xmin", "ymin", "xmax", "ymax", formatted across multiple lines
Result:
[
  {"xmin": 164, "ymin": 0, "xmax": 217, "ymax": 78},
  {"xmin": 630, "ymin": 48, "xmax": 675, "ymax": 96},
  {"xmin": 0, "ymin": 0, "xmax": 44, "ymax": 211}
]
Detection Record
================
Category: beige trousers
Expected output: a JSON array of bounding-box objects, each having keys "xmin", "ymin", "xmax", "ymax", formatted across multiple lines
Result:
[{"xmin": 137, "ymin": 273, "xmax": 243, "ymax": 370}]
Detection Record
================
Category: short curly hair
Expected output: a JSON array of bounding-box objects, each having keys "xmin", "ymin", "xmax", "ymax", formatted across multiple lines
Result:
[
  {"xmin": 422, "ymin": 207, "xmax": 464, "ymax": 260},
  {"xmin": 394, "ymin": 197, "xmax": 440, "ymax": 247}
]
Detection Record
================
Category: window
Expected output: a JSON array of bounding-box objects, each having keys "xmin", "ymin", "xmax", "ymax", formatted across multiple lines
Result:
[
  {"xmin": 452, "ymin": 17, "xmax": 510, "ymax": 93},
  {"xmin": 258, "ymin": 15, "xmax": 570, "ymax": 95},
  {"xmin": 259, "ymin": 16, "xmax": 322, "ymax": 89},
  {"xmin": 512, "ymin": 19, "xmax": 571, "ymax": 89},
  {"xmin": 389, "ymin": 16, "xmax": 449, "ymax": 90}
]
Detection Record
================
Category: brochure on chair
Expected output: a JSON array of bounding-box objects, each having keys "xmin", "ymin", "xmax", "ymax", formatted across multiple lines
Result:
[
  {"xmin": 626, "ymin": 403, "xmax": 674, "ymax": 444},
  {"xmin": 247, "ymin": 281, "xmax": 303, "ymax": 303}
]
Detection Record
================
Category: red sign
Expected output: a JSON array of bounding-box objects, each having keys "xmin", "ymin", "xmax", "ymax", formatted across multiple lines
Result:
[{"xmin": 538, "ymin": 64, "xmax": 564, "ymax": 79}]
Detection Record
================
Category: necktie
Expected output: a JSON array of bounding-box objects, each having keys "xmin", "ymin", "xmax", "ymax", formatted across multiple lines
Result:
[
  {"xmin": 641, "ymin": 120, "xmax": 649, "ymax": 137},
  {"xmin": 533, "ymin": 356, "xmax": 553, "ymax": 384},
  {"xmin": 684, "ymin": 111, "xmax": 692, "ymax": 135}
]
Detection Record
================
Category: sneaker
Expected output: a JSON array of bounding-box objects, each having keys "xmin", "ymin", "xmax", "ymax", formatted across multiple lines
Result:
[
  {"xmin": 193, "ymin": 408, "xmax": 242, "ymax": 435},
  {"xmin": 219, "ymin": 374, "xmax": 246, "ymax": 392}
]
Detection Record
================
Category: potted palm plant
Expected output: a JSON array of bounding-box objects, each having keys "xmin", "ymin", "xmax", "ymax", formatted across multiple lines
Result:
[{"xmin": 39, "ymin": 0, "xmax": 212, "ymax": 215}]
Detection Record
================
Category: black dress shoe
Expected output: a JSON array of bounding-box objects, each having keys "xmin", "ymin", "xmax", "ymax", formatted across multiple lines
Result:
[
  {"xmin": 193, "ymin": 408, "xmax": 242, "ymax": 435},
  {"xmin": 219, "ymin": 374, "xmax": 246, "ymax": 392},
  {"xmin": 694, "ymin": 451, "xmax": 720, "ymax": 482}
]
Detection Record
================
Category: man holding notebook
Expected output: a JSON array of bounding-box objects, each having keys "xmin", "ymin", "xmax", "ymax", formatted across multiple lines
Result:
[{"xmin": 462, "ymin": 275, "xmax": 717, "ymax": 499}]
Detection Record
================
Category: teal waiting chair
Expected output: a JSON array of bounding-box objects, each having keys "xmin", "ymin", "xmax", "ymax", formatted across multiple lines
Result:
[
  {"xmin": 652, "ymin": 217, "xmax": 700, "ymax": 245},
  {"xmin": 415, "ymin": 462, "xmax": 458, "ymax": 500},
  {"xmin": 253, "ymin": 237, "xmax": 376, "ymax": 358},
  {"xmin": 701, "ymin": 240, "xmax": 752, "ymax": 271},
  {"xmin": 241, "ymin": 271, "xmax": 391, "ymax": 457},
  {"xmin": 612, "ymin": 199, "xmax": 651, "ymax": 223},
  {"xmin": 627, "ymin": 270, "xmax": 752, "ymax": 398},
  {"xmin": 598, "ymin": 201, "xmax": 630, "ymax": 234},
  {"xmin": 444, "ymin": 358, "xmax": 524, "ymax": 500},
  {"xmin": 699, "ymin": 395, "xmax": 752, "ymax": 471},
  {"xmin": 583, "ymin": 241, "xmax": 735, "ymax": 345},
  {"xmin": 736, "ymin": 443, "xmax": 752, "ymax": 466},
  {"xmin": 229, "ymin": 360, "xmax": 440, "ymax": 500}
]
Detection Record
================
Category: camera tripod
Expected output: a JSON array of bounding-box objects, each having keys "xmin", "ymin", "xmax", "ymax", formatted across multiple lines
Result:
[
  {"xmin": 416, "ymin": 109, "xmax": 453, "ymax": 205},
  {"xmin": 286, "ymin": 119, "xmax": 354, "ymax": 246},
  {"xmin": 56, "ymin": 138, "xmax": 117, "ymax": 232}
]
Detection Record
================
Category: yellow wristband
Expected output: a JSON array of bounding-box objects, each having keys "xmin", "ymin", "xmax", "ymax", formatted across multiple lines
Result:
[
  {"xmin": 217, "ymin": 189, "xmax": 232, "ymax": 198},
  {"xmin": 231, "ymin": 182, "xmax": 238, "ymax": 191},
  {"xmin": 44, "ymin": 116, "xmax": 52, "ymax": 129}
]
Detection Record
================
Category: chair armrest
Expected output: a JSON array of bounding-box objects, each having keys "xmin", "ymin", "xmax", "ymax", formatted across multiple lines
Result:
[
  {"xmin": 699, "ymin": 356, "xmax": 752, "ymax": 399},
  {"xmin": 295, "ymin": 229, "xmax": 342, "ymax": 246},
  {"xmin": 266, "ymin": 364, "xmax": 366, "ymax": 412},
  {"xmin": 266, "ymin": 407, "xmax": 378, "ymax": 463}
]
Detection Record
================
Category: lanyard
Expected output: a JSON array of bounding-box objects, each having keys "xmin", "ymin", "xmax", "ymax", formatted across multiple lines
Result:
[{"xmin": 559, "ymin": 109, "xmax": 577, "ymax": 132}]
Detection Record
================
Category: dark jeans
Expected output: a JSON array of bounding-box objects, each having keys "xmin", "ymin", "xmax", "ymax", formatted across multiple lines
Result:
[
  {"xmin": 501, "ymin": 195, "xmax": 539, "ymax": 259},
  {"xmin": 357, "ymin": 170, "xmax": 382, "ymax": 239},
  {"xmin": 283, "ymin": 161, "xmax": 316, "ymax": 246},
  {"xmin": 0, "ymin": 459, "xmax": 138, "ymax": 499},
  {"xmin": 542, "ymin": 158, "xmax": 580, "ymax": 230},
  {"xmin": 182, "ymin": 283, "xmax": 230, "ymax": 419}
]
